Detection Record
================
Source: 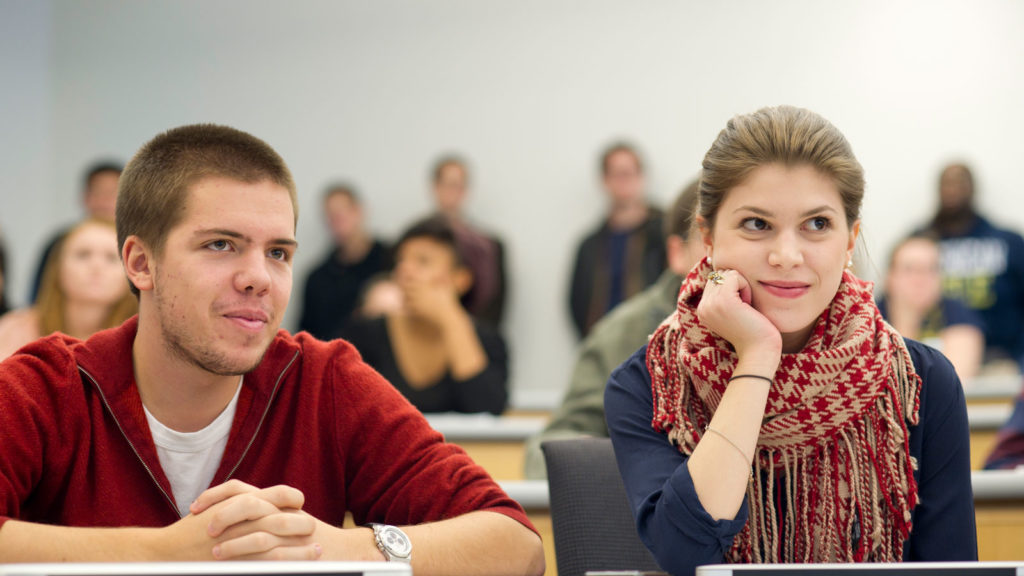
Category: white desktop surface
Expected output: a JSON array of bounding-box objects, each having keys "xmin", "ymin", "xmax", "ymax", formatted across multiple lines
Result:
[
  {"xmin": 0, "ymin": 563, "xmax": 410, "ymax": 576},
  {"xmin": 498, "ymin": 469, "xmax": 1024, "ymax": 509},
  {"xmin": 697, "ymin": 562, "xmax": 1024, "ymax": 575},
  {"xmin": 964, "ymin": 373, "xmax": 1022, "ymax": 400},
  {"xmin": 972, "ymin": 467, "xmax": 1024, "ymax": 500},
  {"xmin": 424, "ymin": 413, "xmax": 547, "ymax": 441},
  {"xmin": 498, "ymin": 480, "xmax": 550, "ymax": 510},
  {"xmin": 968, "ymin": 403, "xmax": 1014, "ymax": 430}
]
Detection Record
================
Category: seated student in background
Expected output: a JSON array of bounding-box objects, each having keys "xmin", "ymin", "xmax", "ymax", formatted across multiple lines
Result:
[
  {"xmin": 877, "ymin": 233, "xmax": 984, "ymax": 380},
  {"xmin": 606, "ymin": 106, "xmax": 975, "ymax": 574},
  {"xmin": 29, "ymin": 161, "xmax": 122, "ymax": 302},
  {"xmin": 919, "ymin": 162, "xmax": 1024, "ymax": 371},
  {"xmin": 298, "ymin": 183, "xmax": 392, "ymax": 340},
  {"xmin": 429, "ymin": 156, "xmax": 507, "ymax": 327},
  {"xmin": 339, "ymin": 216, "xmax": 508, "ymax": 415},
  {"xmin": 523, "ymin": 178, "xmax": 704, "ymax": 479},
  {"xmin": 0, "ymin": 124, "xmax": 544, "ymax": 575},
  {"xmin": 0, "ymin": 218, "xmax": 137, "ymax": 359}
]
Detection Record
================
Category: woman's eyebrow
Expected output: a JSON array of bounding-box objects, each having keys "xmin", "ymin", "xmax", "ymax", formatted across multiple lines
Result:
[{"xmin": 732, "ymin": 205, "xmax": 837, "ymax": 218}]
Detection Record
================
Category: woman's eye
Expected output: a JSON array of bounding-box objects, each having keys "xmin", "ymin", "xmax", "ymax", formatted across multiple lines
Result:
[
  {"xmin": 208, "ymin": 240, "xmax": 230, "ymax": 251},
  {"xmin": 741, "ymin": 217, "xmax": 768, "ymax": 231},
  {"xmin": 807, "ymin": 217, "xmax": 831, "ymax": 231}
]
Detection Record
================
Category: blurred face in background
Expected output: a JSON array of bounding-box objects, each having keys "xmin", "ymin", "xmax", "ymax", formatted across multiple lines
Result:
[
  {"xmin": 602, "ymin": 149, "xmax": 645, "ymax": 208},
  {"xmin": 393, "ymin": 236, "xmax": 471, "ymax": 316},
  {"xmin": 433, "ymin": 162, "xmax": 468, "ymax": 217},
  {"xmin": 84, "ymin": 170, "xmax": 120, "ymax": 222},
  {"xmin": 938, "ymin": 164, "xmax": 973, "ymax": 214},
  {"xmin": 886, "ymin": 237, "xmax": 943, "ymax": 314},
  {"xmin": 324, "ymin": 191, "xmax": 363, "ymax": 247},
  {"xmin": 60, "ymin": 222, "xmax": 127, "ymax": 306},
  {"xmin": 394, "ymin": 237, "xmax": 460, "ymax": 295}
]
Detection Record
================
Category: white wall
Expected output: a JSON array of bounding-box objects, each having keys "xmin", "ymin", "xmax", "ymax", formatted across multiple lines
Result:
[
  {"xmin": 2, "ymin": 0, "xmax": 1023, "ymax": 405},
  {"xmin": 1, "ymin": 0, "xmax": 53, "ymax": 308}
]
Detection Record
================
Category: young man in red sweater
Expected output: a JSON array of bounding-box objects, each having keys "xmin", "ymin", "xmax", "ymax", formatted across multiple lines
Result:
[{"xmin": 0, "ymin": 124, "xmax": 544, "ymax": 576}]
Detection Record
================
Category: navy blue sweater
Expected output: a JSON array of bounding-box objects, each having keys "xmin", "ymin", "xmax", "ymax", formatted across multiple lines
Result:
[{"xmin": 929, "ymin": 216, "xmax": 1024, "ymax": 366}]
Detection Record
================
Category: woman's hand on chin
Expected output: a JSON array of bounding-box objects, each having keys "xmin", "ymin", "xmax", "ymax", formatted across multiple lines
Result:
[{"xmin": 697, "ymin": 268, "xmax": 782, "ymax": 367}]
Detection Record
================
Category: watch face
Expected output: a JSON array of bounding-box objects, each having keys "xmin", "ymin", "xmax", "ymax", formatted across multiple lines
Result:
[{"xmin": 381, "ymin": 525, "xmax": 412, "ymax": 557}]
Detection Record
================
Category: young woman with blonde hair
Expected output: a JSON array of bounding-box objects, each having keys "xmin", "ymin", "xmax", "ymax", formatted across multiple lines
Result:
[{"xmin": 0, "ymin": 219, "xmax": 137, "ymax": 358}]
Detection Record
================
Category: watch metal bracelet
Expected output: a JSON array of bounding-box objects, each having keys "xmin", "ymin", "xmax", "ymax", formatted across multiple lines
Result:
[{"xmin": 370, "ymin": 523, "xmax": 412, "ymax": 563}]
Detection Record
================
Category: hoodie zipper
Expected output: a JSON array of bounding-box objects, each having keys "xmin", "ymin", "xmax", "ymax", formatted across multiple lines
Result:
[
  {"xmin": 78, "ymin": 349, "xmax": 299, "ymax": 519},
  {"xmin": 223, "ymin": 350, "xmax": 299, "ymax": 481},
  {"xmin": 79, "ymin": 365, "xmax": 180, "ymax": 518}
]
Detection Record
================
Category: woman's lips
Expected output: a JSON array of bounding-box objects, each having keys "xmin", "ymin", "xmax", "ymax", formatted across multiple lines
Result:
[{"xmin": 759, "ymin": 281, "xmax": 810, "ymax": 299}]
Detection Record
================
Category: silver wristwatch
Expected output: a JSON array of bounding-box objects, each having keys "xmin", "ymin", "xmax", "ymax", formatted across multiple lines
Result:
[{"xmin": 370, "ymin": 523, "xmax": 412, "ymax": 563}]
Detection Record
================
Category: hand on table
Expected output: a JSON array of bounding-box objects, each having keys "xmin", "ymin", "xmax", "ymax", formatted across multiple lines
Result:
[{"xmin": 168, "ymin": 480, "xmax": 322, "ymax": 561}]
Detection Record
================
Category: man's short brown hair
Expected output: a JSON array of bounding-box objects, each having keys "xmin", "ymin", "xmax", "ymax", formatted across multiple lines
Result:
[{"xmin": 116, "ymin": 124, "xmax": 298, "ymax": 266}]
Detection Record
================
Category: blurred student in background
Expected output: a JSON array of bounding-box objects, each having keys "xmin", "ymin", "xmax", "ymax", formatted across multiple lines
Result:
[
  {"xmin": 430, "ymin": 155, "xmax": 507, "ymax": 327},
  {"xmin": 878, "ymin": 233, "xmax": 984, "ymax": 380},
  {"xmin": 568, "ymin": 142, "xmax": 665, "ymax": 339},
  {"xmin": 920, "ymin": 162, "xmax": 1024, "ymax": 371},
  {"xmin": 30, "ymin": 161, "xmax": 122, "ymax": 302},
  {"xmin": 339, "ymin": 216, "xmax": 508, "ymax": 415},
  {"xmin": 299, "ymin": 183, "xmax": 392, "ymax": 340},
  {"xmin": 0, "ymin": 219, "xmax": 136, "ymax": 359},
  {"xmin": 525, "ymin": 178, "xmax": 704, "ymax": 479}
]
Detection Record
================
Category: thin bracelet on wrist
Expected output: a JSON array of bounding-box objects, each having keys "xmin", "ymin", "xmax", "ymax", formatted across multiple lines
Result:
[
  {"xmin": 728, "ymin": 373, "xmax": 773, "ymax": 385},
  {"xmin": 704, "ymin": 425, "xmax": 755, "ymax": 478}
]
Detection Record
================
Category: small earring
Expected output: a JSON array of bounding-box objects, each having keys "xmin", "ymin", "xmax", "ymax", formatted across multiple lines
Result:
[{"xmin": 846, "ymin": 258, "xmax": 853, "ymax": 269}]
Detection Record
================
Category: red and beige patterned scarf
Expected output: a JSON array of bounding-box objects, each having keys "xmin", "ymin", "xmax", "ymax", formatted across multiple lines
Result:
[{"xmin": 647, "ymin": 257, "xmax": 922, "ymax": 562}]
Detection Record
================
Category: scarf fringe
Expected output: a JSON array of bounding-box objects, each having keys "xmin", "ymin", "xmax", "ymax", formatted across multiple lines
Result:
[{"xmin": 729, "ymin": 385, "xmax": 917, "ymax": 562}]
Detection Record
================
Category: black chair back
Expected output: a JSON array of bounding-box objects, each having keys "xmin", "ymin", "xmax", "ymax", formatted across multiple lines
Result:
[{"xmin": 541, "ymin": 437, "xmax": 662, "ymax": 576}]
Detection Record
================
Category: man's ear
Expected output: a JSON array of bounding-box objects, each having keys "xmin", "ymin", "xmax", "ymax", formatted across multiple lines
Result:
[{"xmin": 122, "ymin": 235, "xmax": 155, "ymax": 293}]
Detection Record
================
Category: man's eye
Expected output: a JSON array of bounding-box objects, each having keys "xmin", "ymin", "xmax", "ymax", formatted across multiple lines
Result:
[
  {"xmin": 741, "ymin": 217, "xmax": 768, "ymax": 231},
  {"xmin": 269, "ymin": 248, "xmax": 288, "ymax": 261},
  {"xmin": 208, "ymin": 240, "xmax": 230, "ymax": 251}
]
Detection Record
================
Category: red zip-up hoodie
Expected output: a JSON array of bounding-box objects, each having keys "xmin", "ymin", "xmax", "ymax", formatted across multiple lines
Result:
[{"xmin": 0, "ymin": 316, "xmax": 533, "ymax": 533}]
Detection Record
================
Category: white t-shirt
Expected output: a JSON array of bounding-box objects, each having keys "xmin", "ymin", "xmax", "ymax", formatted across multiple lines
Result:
[{"xmin": 143, "ymin": 379, "xmax": 242, "ymax": 517}]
